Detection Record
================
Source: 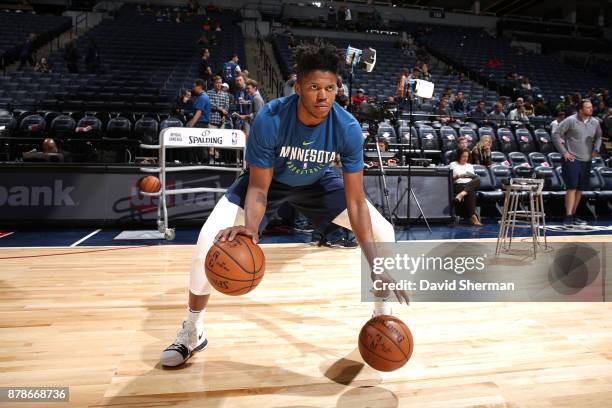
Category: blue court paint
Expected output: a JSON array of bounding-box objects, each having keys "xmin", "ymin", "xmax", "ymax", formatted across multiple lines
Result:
[{"xmin": 0, "ymin": 218, "xmax": 610, "ymax": 248}]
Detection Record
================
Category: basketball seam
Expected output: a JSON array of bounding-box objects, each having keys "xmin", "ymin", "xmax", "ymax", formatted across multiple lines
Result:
[
  {"xmin": 206, "ymin": 266, "xmax": 264, "ymax": 283},
  {"xmin": 213, "ymin": 241, "xmax": 257, "ymax": 275},
  {"xmin": 236, "ymin": 235, "xmax": 257, "ymax": 293},
  {"xmin": 369, "ymin": 323, "xmax": 410, "ymax": 360},
  {"xmin": 358, "ymin": 335, "xmax": 406, "ymax": 364}
]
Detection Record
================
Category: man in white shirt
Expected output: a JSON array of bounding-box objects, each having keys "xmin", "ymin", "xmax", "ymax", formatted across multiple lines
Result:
[{"xmin": 550, "ymin": 111, "xmax": 566, "ymax": 135}]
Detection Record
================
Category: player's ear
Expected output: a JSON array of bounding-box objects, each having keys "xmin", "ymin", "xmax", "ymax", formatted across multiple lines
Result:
[{"xmin": 294, "ymin": 76, "xmax": 301, "ymax": 96}]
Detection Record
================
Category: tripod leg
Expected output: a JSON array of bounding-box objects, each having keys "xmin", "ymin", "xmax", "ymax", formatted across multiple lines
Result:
[{"xmin": 410, "ymin": 188, "xmax": 432, "ymax": 233}]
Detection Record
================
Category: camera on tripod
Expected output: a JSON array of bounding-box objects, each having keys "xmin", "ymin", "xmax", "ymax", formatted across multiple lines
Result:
[{"xmin": 354, "ymin": 99, "xmax": 398, "ymax": 124}]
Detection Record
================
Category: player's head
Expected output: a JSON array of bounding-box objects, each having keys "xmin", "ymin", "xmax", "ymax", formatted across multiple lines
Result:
[
  {"xmin": 193, "ymin": 79, "xmax": 205, "ymax": 94},
  {"xmin": 578, "ymin": 99, "xmax": 593, "ymax": 118},
  {"xmin": 293, "ymin": 43, "xmax": 342, "ymax": 124}
]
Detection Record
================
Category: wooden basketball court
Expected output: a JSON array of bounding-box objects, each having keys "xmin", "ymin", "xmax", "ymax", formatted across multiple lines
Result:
[{"xmin": 1, "ymin": 235, "xmax": 612, "ymax": 407}]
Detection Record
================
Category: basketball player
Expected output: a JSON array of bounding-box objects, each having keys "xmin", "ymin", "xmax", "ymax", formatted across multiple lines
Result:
[{"xmin": 161, "ymin": 43, "xmax": 409, "ymax": 367}]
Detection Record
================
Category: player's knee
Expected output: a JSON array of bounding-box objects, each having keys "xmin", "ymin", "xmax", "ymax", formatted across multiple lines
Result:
[{"xmin": 376, "ymin": 220, "xmax": 395, "ymax": 242}]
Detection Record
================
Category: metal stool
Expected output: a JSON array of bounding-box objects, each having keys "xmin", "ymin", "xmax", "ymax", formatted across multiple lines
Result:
[{"xmin": 496, "ymin": 178, "xmax": 548, "ymax": 258}]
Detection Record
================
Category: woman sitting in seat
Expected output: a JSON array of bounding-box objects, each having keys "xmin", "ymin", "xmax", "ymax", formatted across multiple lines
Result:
[
  {"xmin": 449, "ymin": 148, "xmax": 482, "ymax": 226},
  {"xmin": 471, "ymin": 135, "xmax": 492, "ymax": 166}
]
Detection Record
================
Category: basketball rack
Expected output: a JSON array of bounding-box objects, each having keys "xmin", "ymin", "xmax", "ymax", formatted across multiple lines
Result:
[{"xmin": 138, "ymin": 127, "xmax": 246, "ymax": 240}]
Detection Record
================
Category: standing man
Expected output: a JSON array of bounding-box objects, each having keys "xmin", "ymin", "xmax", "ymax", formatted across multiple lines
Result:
[
  {"xmin": 18, "ymin": 33, "xmax": 36, "ymax": 70},
  {"xmin": 188, "ymin": 79, "xmax": 212, "ymax": 162},
  {"xmin": 188, "ymin": 79, "xmax": 211, "ymax": 129},
  {"xmin": 160, "ymin": 43, "xmax": 408, "ymax": 367},
  {"xmin": 199, "ymin": 48, "xmax": 213, "ymax": 90},
  {"xmin": 232, "ymin": 74, "xmax": 252, "ymax": 135},
  {"xmin": 208, "ymin": 75, "xmax": 231, "ymax": 162},
  {"xmin": 245, "ymin": 79, "xmax": 265, "ymax": 120},
  {"xmin": 207, "ymin": 75, "xmax": 230, "ymax": 129},
  {"xmin": 552, "ymin": 99, "xmax": 602, "ymax": 226},
  {"xmin": 223, "ymin": 53, "xmax": 241, "ymax": 92}
]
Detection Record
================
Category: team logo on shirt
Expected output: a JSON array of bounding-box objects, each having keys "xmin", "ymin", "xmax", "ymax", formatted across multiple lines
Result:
[{"xmin": 279, "ymin": 145, "xmax": 336, "ymax": 175}]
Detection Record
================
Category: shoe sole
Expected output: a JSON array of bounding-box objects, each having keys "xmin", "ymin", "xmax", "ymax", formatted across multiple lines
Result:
[{"xmin": 161, "ymin": 338, "xmax": 208, "ymax": 367}]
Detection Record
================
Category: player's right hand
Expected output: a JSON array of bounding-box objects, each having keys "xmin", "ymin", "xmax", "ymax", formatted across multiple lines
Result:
[
  {"xmin": 215, "ymin": 226, "xmax": 259, "ymax": 244},
  {"xmin": 563, "ymin": 152, "xmax": 575, "ymax": 161}
]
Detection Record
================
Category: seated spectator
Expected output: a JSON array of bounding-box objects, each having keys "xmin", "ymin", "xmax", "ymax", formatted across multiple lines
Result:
[
  {"xmin": 534, "ymin": 98, "xmax": 550, "ymax": 116},
  {"xmin": 508, "ymin": 102, "xmax": 529, "ymax": 126},
  {"xmin": 23, "ymin": 138, "xmax": 71, "ymax": 162},
  {"xmin": 335, "ymin": 87, "xmax": 349, "ymax": 109},
  {"xmin": 448, "ymin": 136, "xmax": 469, "ymax": 163},
  {"xmin": 550, "ymin": 111, "xmax": 566, "ymax": 134},
  {"xmin": 487, "ymin": 102, "xmax": 506, "ymax": 127},
  {"xmin": 451, "ymin": 91, "xmax": 467, "ymax": 113},
  {"xmin": 520, "ymin": 77, "xmax": 532, "ymax": 92},
  {"xmin": 436, "ymin": 96, "xmax": 452, "ymax": 124},
  {"xmin": 524, "ymin": 97, "xmax": 535, "ymax": 117},
  {"xmin": 377, "ymin": 137, "xmax": 389, "ymax": 153},
  {"xmin": 34, "ymin": 57, "xmax": 52, "ymax": 73},
  {"xmin": 595, "ymin": 100, "xmax": 608, "ymax": 119},
  {"xmin": 283, "ymin": 73, "xmax": 296, "ymax": 97},
  {"xmin": 469, "ymin": 100, "xmax": 487, "ymax": 126},
  {"xmin": 336, "ymin": 75, "xmax": 349, "ymax": 96},
  {"xmin": 351, "ymin": 89, "xmax": 368, "ymax": 106},
  {"xmin": 471, "ymin": 135, "xmax": 492, "ymax": 166},
  {"xmin": 449, "ymin": 148, "xmax": 481, "ymax": 226},
  {"xmin": 420, "ymin": 63, "xmax": 432, "ymax": 82}
]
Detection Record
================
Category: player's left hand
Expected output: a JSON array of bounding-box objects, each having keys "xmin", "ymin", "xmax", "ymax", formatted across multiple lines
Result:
[
  {"xmin": 592, "ymin": 151, "xmax": 599, "ymax": 158},
  {"xmin": 371, "ymin": 270, "xmax": 410, "ymax": 305}
]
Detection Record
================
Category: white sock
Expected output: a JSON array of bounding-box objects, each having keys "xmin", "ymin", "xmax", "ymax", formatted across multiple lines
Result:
[
  {"xmin": 373, "ymin": 301, "xmax": 392, "ymax": 317},
  {"xmin": 186, "ymin": 307, "xmax": 205, "ymax": 331}
]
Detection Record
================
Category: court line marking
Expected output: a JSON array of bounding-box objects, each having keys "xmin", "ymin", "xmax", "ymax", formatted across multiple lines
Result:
[{"xmin": 70, "ymin": 229, "xmax": 102, "ymax": 247}]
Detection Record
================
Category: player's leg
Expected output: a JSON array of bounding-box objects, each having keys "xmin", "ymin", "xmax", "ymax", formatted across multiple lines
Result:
[
  {"xmin": 291, "ymin": 170, "xmax": 396, "ymax": 316},
  {"xmin": 161, "ymin": 172, "xmax": 287, "ymax": 367},
  {"xmin": 160, "ymin": 194, "xmax": 245, "ymax": 367}
]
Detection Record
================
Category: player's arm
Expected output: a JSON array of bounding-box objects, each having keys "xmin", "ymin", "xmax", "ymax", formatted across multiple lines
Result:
[
  {"xmin": 343, "ymin": 171, "xmax": 409, "ymax": 304},
  {"xmin": 215, "ymin": 166, "xmax": 272, "ymax": 244},
  {"xmin": 343, "ymin": 170, "xmax": 376, "ymax": 261},
  {"xmin": 593, "ymin": 123, "xmax": 602, "ymax": 157}
]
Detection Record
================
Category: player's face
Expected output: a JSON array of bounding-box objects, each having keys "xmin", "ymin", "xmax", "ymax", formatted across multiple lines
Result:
[
  {"xmin": 579, "ymin": 101, "xmax": 593, "ymax": 117},
  {"xmin": 295, "ymin": 70, "xmax": 337, "ymax": 125}
]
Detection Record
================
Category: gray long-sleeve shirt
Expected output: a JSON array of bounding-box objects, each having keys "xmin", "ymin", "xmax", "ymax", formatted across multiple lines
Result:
[{"xmin": 552, "ymin": 114, "xmax": 602, "ymax": 161}]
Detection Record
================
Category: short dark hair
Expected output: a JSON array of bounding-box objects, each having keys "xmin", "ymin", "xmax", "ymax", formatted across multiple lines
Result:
[
  {"xmin": 294, "ymin": 43, "xmax": 342, "ymax": 78},
  {"xmin": 246, "ymin": 79, "xmax": 258, "ymax": 89},
  {"xmin": 456, "ymin": 147, "xmax": 470, "ymax": 159},
  {"xmin": 230, "ymin": 53, "xmax": 238, "ymax": 60},
  {"xmin": 578, "ymin": 99, "xmax": 592, "ymax": 110},
  {"xmin": 194, "ymin": 79, "xmax": 205, "ymax": 88}
]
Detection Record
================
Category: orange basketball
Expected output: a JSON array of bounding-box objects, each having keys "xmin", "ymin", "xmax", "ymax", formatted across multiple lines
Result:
[
  {"xmin": 139, "ymin": 175, "xmax": 161, "ymax": 193},
  {"xmin": 358, "ymin": 315, "xmax": 413, "ymax": 372},
  {"xmin": 205, "ymin": 234, "xmax": 265, "ymax": 296}
]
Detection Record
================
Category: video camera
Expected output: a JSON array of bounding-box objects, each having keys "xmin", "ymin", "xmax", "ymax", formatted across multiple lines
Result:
[{"xmin": 354, "ymin": 99, "xmax": 398, "ymax": 123}]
